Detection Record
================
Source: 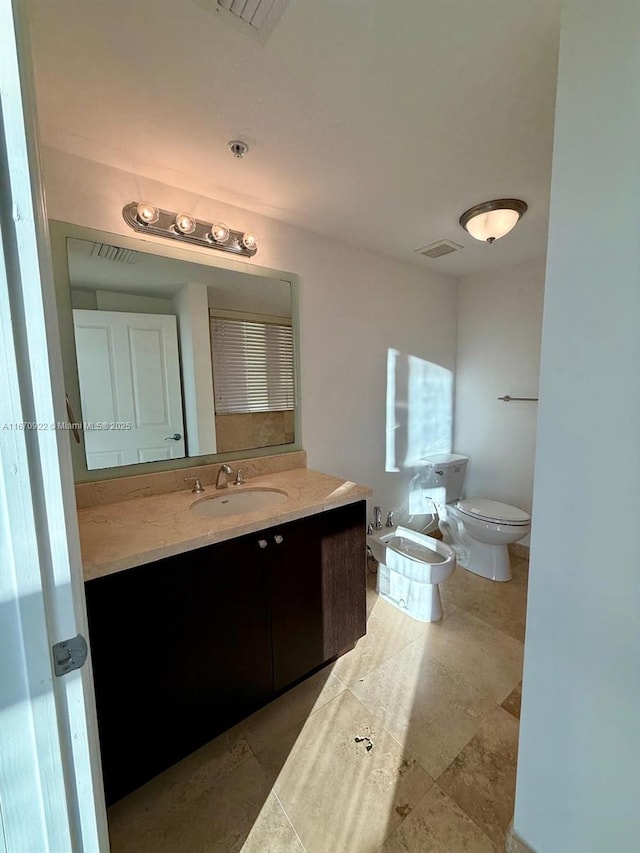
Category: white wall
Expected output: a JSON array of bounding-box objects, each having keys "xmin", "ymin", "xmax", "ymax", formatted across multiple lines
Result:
[
  {"xmin": 172, "ymin": 283, "xmax": 217, "ymax": 457},
  {"xmin": 42, "ymin": 148, "xmax": 458, "ymax": 515},
  {"xmin": 454, "ymin": 258, "xmax": 545, "ymax": 513},
  {"xmin": 514, "ymin": 2, "xmax": 640, "ymax": 850},
  {"xmin": 94, "ymin": 290, "xmax": 173, "ymax": 314}
]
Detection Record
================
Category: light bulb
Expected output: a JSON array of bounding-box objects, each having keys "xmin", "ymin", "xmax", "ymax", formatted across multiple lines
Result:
[
  {"xmin": 242, "ymin": 232, "xmax": 258, "ymax": 251},
  {"xmin": 136, "ymin": 202, "xmax": 159, "ymax": 225},
  {"xmin": 210, "ymin": 222, "xmax": 230, "ymax": 243},
  {"xmin": 174, "ymin": 212, "xmax": 197, "ymax": 234}
]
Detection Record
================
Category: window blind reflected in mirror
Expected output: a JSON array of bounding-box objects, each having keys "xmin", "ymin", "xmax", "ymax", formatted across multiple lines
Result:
[{"xmin": 210, "ymin": 316, "xmax": 295, "ymax": 415}]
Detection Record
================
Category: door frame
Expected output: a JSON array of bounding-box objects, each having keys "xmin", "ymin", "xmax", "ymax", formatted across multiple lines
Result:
[{"xmin": 0, "ymin": 1, "xmax": 108, "ymax": 849}]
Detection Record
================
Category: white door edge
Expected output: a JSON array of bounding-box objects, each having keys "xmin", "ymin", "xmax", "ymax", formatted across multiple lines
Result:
[{"xmin": 0, "ymin": 2, "xmax": 108, "ymax": 850}]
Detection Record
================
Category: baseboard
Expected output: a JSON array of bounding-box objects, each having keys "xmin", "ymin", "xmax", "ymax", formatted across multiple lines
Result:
[
  {"xmin": 505, "ymin": 821, "xmax": 536, "ymax": 852},
  {"xmin": 509, "ymin": 542, "xmax": 530, "ymax": 560}
]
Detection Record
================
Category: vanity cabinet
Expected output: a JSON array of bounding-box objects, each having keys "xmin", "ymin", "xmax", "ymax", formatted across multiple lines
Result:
[{"xmin": 85, "ymin": 500, "xmax": 366, "ymax": 804}]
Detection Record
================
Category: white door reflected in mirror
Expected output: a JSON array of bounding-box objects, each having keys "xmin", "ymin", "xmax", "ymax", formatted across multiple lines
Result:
[{"xmin": 73, "ymin": 309, "xmax": 186, "ymax": 469}]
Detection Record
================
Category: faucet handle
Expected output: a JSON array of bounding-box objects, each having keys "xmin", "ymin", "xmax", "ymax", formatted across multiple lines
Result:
[
  {"xmin": 234, "ymin": 469, "xmax": 245, "ymax": 485},
  {"xmin": 185, "ymin": 477, "xmax": 205, "ymax": 493},
  {"xmin": 385, "ymin": 511, "xmax": 395, "ymax": 528}
]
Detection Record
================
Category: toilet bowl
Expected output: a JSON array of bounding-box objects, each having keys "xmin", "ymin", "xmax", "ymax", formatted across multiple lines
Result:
[
  {"xmin": 367, "ymin": 525, "xmax": 456, "ymax": 622},
  {"xmin": 439, "ymin": 498, "xmax": 530, "ymax": 582}
]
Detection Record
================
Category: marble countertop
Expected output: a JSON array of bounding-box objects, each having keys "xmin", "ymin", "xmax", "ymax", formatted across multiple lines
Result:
[{"xmin": 79, "ymin": 467, "xmax": 372, "ymax": 581}]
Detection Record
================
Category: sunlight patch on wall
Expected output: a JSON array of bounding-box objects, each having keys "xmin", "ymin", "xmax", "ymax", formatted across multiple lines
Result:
[{"xmin": 385, "ymin": 348, "xmax": 452, "ymax": 472}]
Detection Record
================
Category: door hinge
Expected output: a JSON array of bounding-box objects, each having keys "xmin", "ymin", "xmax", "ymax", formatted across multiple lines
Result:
[{"xmin": 52, "ymin": 634, "xmax": 88, "ymax": 677}]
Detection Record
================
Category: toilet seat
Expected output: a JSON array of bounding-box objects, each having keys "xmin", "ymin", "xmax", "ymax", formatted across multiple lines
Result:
[{"xmin": 456, "ymin": 498, "xmax": 530, "ymax": 526}]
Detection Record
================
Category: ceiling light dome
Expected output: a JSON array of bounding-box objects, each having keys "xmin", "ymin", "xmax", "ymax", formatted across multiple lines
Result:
[{"xmin": 459, "ymin": 199, "xmax": 527, "ymax": 243}]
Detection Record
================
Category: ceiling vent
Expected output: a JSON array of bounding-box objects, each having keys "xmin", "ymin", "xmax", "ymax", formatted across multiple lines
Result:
[
  {"xmin": 90, "ymin": 243, "xmax": 139, "ymax": 264},
  {"xmin": 205, "ymin": 0, "xmax": 290, "ymax": 39},
  {"xmin": 415, "ymin": 239, "xmax": 464, "ymax": 259}
]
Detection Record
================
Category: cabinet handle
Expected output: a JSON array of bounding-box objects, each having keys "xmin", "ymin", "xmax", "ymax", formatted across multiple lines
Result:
[
  {"xmin": 273, "ymin": 534, "xmax": 284, "ymax": 545},
  {"xmin": 258, "ymin": 539, "xmax": 268, "ymax": 549}
]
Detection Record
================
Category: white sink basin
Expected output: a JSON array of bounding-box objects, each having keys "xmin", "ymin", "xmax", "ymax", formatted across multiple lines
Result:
[{"xmin": 190, "ymin": 487, "xmax": 289, "ymax": 518}]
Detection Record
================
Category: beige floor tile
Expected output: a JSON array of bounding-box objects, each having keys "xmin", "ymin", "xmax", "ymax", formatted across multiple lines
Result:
[
  {"xmin": 350, "ymin": 638, "xmax": 493, "ymax": 779},
  {"xmin": 438, "ymin": 706, "xmax": 520, "ymax": 848},
  {"xmin": 509, "ymin": 559, "xmax": 529, "ymax": 589},
  {"xmin": 331, "ymin": 593, "xmax": 429, "ymax": 687},
  {"xmin": 240, "ymin": 792, "xmax": 305, "ymax": 853},
  {"xmin": 418, "ymin": 608, "xmax": 524, "ymax": 703},
  {"xmin": 256, "ymin": 690, "xmax": 433, "ymax": 853},
  {"xmin": 109, "ymin": 721, "xmax": 253, "ymax": 815},
  {"xmin": 108, "ymin": 754, "xmax": 273, "ymax": 853},
  {"xmin": 380, "ymin": 783, "xmax": 497, "ymax": 852},
  {"xmin": 501, "ymin": 682, "xmax": 522, "ymax": 719},
  {"xmin": 241, "ymin": 668, "xmax": 345, "ymax": 754},
  {"xmin": 441, "ymin": 563, "xmax": 528, "ymax": 642}
]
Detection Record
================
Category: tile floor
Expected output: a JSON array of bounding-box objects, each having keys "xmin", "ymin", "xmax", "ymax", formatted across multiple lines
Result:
[{"xmin": 108, "ymin": 554, "xmax": 528, "ymax": 853}]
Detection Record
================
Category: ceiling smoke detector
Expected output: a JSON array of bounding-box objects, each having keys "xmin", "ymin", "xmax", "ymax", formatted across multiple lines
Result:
[
  {"xmin": 228, "ymin": 140, "xmax": 249, "ymax": 159},
  {"xmin": 415, "ymin": 240, "xmax": 463, "ymax": 259}
]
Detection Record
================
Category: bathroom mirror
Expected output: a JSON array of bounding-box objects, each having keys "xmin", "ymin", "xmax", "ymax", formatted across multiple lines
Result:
[{"xmin": 50, "ymin": 221, "xmax": 300, "ymax": 482}]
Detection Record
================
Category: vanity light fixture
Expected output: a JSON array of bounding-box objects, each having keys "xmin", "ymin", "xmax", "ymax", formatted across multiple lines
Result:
[
  {"xmin": 459, "ymin": 198, "xmax": 528, "ymax": 243},
  {"xmin": 122, "ymin": 202, "xmax": 258, "ymax": 257}
]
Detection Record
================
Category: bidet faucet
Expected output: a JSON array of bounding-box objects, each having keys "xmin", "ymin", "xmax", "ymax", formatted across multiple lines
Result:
[{"xmin": 215, "ymin": 464, "xmax": 234, "ymax": 489}]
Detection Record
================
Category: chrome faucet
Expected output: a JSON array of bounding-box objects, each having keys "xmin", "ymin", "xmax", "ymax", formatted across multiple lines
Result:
[
  {"xmin": 373, "ymin": 506, "xmax": 383, "ymax": 530},
  {"xmin": 385, "ymin": 511, "xmax": 395, "ymax": 528},
  {"xmin": 185, "ymin": 477, "xmax": 205, "ymax": 494},
  {"xmin": 215, "ymin": 464, "xmax": 234, "ymax": 489}
]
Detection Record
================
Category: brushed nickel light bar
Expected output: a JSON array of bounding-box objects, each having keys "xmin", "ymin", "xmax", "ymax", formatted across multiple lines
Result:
[{"xmin": 122, "ymin": 202, "xmax": 258, "ymax": 257}]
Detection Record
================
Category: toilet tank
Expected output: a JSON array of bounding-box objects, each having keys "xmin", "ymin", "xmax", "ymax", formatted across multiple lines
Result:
[{"xmin": 421, "ymin": 453, "xmax": 469, "ymax": 502}]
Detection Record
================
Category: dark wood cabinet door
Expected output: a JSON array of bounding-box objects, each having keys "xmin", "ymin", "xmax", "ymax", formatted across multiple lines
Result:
[
  {"xmin": 270, "ymin": 519, "xmax": 324, "ymax": 692},
  {"xmin": 318, "ymin": 501, "xmax": 367, "ymax": 660},
  {"xmin": 185, "ymin": 533, "xmax": 273, "ymax": 738},
  {"xmin": 85, "ymin": 533, "xmax": 273, "ymax": 805},
  {"xmin": 85, "ymin": 558, "xmax": 186, "ymax": 805},
  {"xmin": 270, "ymin": 501, "xmax": 367, "ymax": 692}
]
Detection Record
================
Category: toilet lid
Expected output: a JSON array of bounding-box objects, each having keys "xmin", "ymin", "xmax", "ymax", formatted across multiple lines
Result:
[{"xmin": 456, "ymin": 498, "xmax": 531, "ymax": 525}]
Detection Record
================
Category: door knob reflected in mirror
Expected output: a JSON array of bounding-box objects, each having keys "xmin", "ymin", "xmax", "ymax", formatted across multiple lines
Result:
[{"xmin": 164, "ymin": 433, "xmax": 182, "ymax": 441}]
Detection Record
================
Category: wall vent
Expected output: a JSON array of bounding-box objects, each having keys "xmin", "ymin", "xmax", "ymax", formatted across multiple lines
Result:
[
  {"xmin": 90, "ymin": 243, "xmax": 139, "ymax": 264},
  {"xmin": 213, "ymin": 0, "xmax": 290, "ymax": 36},
  {"xmin": 415, "ymin": 240, "xmax": 464, "ymax": 259}
]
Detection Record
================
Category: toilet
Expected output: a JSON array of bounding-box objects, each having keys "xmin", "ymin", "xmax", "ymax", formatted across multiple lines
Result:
[
  {"xmin": 421, "ymin": 454, "xmax": 531, "ymax": 582},
  {"xmin": 367, "ymin": 523, "xmax": 456, "ymax": 622}
]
